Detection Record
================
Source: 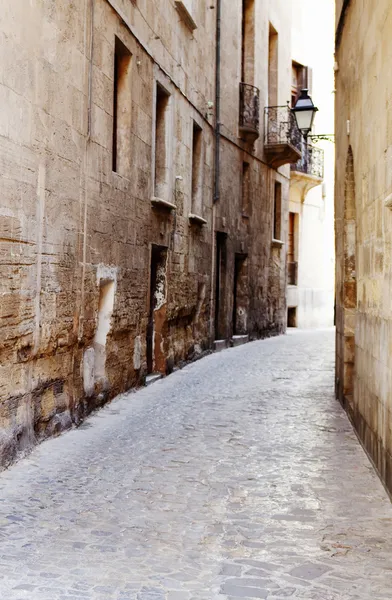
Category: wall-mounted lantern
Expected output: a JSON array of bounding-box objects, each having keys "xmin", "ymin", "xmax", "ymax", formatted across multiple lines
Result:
[{"xmin": 292, "ymin": 89, "xmax": 318, "ymax": 139}]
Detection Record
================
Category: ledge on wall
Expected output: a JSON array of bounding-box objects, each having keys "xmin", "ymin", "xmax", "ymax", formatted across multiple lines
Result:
[
  {"xmin": 384, "ymin": 193, "xmax": 392, "ymax": 209},
  {"xmin": 174, "ymin": 1, "xmax": 197, "ymax": 31},
  {"xmin": 151, "ymin": 197, "xmax": 177, "ymax": 211},
  {"xmin": 272, "ymin": 238, "xmax": 284, "ymax": 248},
  {"xmin": 188, "ymin": 213, "xmax": 207, "ymax": 225}
]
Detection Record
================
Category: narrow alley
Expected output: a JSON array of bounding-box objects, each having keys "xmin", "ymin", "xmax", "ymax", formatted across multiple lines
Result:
[{"xmin": 0, "ymin": 330, "xmax": 391, "ymax": 600}]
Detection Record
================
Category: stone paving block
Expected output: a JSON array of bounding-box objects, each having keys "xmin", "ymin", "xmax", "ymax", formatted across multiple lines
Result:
[
  {"xmin": 221, "ymin": 583, "xmax": 269, "ymax": 597},
  {"xmin": 289, "ymin": 563, "xmax": 332, "ymax": 580}
]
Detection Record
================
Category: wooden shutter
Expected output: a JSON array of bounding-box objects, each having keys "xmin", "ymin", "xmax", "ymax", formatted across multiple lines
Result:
[{"xmin": 305, "ymin": 66, "xmax": 313, "ymax": 95}]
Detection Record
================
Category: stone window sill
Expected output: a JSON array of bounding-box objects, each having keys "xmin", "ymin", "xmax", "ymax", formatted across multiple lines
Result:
[
  {"xmin": 272, "ymin": 238, "xmax": 284, "ymax": 248},
  {"xmin": 151, "ymin": 197, "xmax": 176, "ymax": 211},
  {"xmin": 174, "ymin": 1, "xmax": 197, "ymax": 31},
  {"xmin": 189, "ymin": 213, "xmax": 207, "ymax": 225}
]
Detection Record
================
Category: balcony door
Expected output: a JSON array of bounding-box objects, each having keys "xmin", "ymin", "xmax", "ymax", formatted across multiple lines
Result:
[{"xmin": 287, "ymin": 212, "xmax": 297, "ymax": 286}]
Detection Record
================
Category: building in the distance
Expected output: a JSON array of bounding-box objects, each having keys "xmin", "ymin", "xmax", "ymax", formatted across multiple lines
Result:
[
  {"xmin": 0, "ymin": 0, "xmax": 329, "ymax": 467},
  {"xmin": 287, "ymin": 0, "xmax": 335, "ymax": 329},
  {"xmin": 335, "ymin": 0, "xmax": 392, "ymax": 493}
]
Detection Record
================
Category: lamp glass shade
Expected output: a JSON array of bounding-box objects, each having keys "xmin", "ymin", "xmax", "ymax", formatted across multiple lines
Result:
[
  {"xmin": 294, "ymin": 109, "xmax": 315, "ymax": 133},
  {"xmin": 292, "ymin": 89, "xmax": 318, "ymax": 135}
]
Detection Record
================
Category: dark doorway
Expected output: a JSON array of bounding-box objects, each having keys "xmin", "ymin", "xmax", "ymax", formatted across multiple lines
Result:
[
  {"xmin": 233, "ymin": 254, "xmax": 248, "ymax": 335},
  {"xmin": 215, "ymin": 232, "xmax": 227, "ymax": 340},
  {"xmin": 147, "ymin": 245, "xmax": 168, "ymax": 374},
  {"xmin": 287, "ymin": 307, "xmax": 297, "ymax": 328},
  {"xmin": 287, "ymin": 212, "xmax": 298, "ymax": 285}
]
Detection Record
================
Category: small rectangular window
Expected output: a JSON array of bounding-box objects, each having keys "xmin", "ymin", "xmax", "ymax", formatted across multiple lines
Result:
[
  {"xmin": 112, "ymin": 37, "xmax": 132, "ymax": 175},
  {"xmin": 287, "ymin": 212, "xmax": 297, "ymax": 285},
  {"xmin": 241, "ymin": 161, "xmax": 250, "ymax": 215},
  {"xmin": 154, "ymin": 84, "xmax": 171, "ymax": 200},
  {"xmin": 241, "ymin": 0, "xmax": 255, "ymax": 83},
  {"xmin": 268, "ymin": 24, "xmax": 278, "ymax": 106},
  {"xmin": 291, "ymin": 61, "xmax": 308, "ymax": 107},
  {"xmin": 273, "ymin": 181, "xmax": 282, "ymax": 240},
  {"xmin": 191, "ymin": 121, "xmax": 203, "ymax": 215}
]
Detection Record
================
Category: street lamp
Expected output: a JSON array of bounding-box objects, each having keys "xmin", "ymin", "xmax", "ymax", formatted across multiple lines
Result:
[{"xmin": 292, "ymin": 89, "xmax": 318, "ymax": 139}]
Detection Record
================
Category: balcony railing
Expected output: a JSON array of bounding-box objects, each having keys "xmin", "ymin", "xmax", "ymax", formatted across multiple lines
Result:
[
  {"xmin": 264, "ymin": 106, "xmax": 302, "ymax": 152},
  {"xmin": 291, "ymin": 142, "xmax": 324, "ymax": 179},
  {"xmin": 239, "ymin": 83, "xmax": 260, "ymax": 140},
  {"xmin": 287, "ymin": 261, "xmax": 298, "ymax": 286}
]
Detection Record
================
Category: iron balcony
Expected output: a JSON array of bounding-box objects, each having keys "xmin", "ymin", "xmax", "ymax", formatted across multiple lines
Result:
[
  {"xmin": 291, "ymin": 142, "xmax": 324, "ymax": 179},
  {"xmin": 239, "ymin": 82, "xmax": 260, "ymax": 142},
  {"xmin": 264, "ymin": 105, "xmax": 302, "ymax": 168}
]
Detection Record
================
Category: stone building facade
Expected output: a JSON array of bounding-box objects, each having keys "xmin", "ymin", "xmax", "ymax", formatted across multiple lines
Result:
[
  {"xmin": 335, "ymin": 0, "xmax": 392, "ymax": 492},
  {"xmin": 0, "ymin": 0, "xmax": 313, "ymax": 466}
]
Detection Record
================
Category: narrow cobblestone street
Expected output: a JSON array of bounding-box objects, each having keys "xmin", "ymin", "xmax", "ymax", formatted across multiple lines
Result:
[{"xmin": 1, "ymin": 330, "xmax": 392, "ymax": 599}]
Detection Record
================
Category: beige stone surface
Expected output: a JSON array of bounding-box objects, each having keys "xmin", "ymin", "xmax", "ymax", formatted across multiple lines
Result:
[{"xmin": 335, "ymin": 0, "xmax": 392, "ymax": 492}]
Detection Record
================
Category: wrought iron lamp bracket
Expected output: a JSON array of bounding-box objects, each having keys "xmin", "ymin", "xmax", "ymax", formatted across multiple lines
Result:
[{"xmin": 308, "ymin": 134, "xmax": 335, "ymax": 143}]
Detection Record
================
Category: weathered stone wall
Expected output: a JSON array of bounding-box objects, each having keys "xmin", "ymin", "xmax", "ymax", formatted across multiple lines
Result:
[
  {"xmin": 335, "ymin": 0, "xmax": 392, "ymax": 491},
  {"xmin": 0, "ymin": 0, "xmax": 297, "ymax": 466},
  {"xmin": 216, "ymin": 0, "xmax": 293, "ymax": 341},
  {"xmin": 0, "ymin": 0, "xmax": 215, "ymax": 466}
]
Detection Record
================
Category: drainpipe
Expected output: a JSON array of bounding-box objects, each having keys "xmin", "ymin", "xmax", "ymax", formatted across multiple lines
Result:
[
  {"xmin": 210, "ymin": 0, "xmax": 221, "ymax": 343},
  {"xmin": 214, "ymin": 0, "xmax": 221, "ymax": 203},
  {"xmin": 78, "ymin": 0, "xmax": 95, "ymax": 342},
  {"xmin": 87, "ymin": 0, "xmax": 94, "ymax": 141}
]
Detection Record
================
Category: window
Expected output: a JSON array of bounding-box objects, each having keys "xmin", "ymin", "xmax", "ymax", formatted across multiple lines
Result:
[
  {"xmin": 241, "ymin": 161, "xmax": 250, "ymax": 215},
  {"xmin": 287, "ymin": 212, "xmax": 297, "ymax": 285},
  {"xmin": 241, "ymin": 0, "xmax": 255, "ymax": 83},
  {"xmin": 291, "ymin": 61, "xmax": 311, "ymax": 107},
  {"xmin": 154, "ymin": 83, "xmax": 171, "ymax": 201},
  {"xmin": 273, "ymin": 181, "xmax": 282, "ymax": 240},
  {"xmin": 268, "ymin": 24, "xmax": 278, "ymax": 106},
  {"xmin": 191, "ymin": 121, "xmax": 203, "ymax": 215},
  {"xmin": 112, "ymin": 37, "xmax": 132, "ymax": 175}
]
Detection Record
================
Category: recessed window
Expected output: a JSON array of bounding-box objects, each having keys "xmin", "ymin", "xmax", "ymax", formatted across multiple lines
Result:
[
  {"xmin": 242, "ymin": 161, "xmax": 250, "ymax": 215},
  {"xmin": 273, "ymin": 181, "xmax": 282, "ymax": 240},
  {"xmin": 291, "ymin": 61, "xmax": 311, "ymax": 107},
  {"xmin": 191, "ymin": 121, "xmax": 203, "ymax": 215},
  {"xmin": 268, "ymin": 23, "xmax": 278, "ymax": 106},
  {"xmin": 112, "ymin": 37, "xmax": 132, "ymax": 175},
  {"xmin": 154, "ymin": 84, "xmax": 171, "ymax": 201},
  {"xmin": 241, "ymin": 0, "xmax": 255, "ymax": 84}
]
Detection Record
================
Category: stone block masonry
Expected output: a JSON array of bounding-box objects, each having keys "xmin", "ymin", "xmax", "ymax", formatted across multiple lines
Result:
[
  {"xmin": 335, "ymin": 0, "xmax": 392, "ymax": 494},
  {"xmin": 0, "ymin": 0, "xmax": 295, "ymax": 467}
]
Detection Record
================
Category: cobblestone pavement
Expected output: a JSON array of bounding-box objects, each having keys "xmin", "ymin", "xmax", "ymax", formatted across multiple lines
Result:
[{"xmin": 1, "ymin": 329, "xmax": 392, "ymax": 600}]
